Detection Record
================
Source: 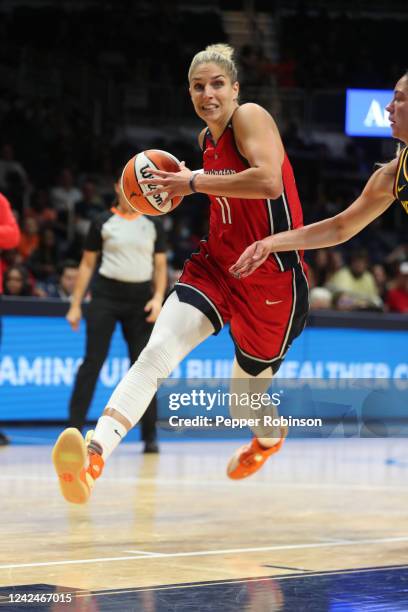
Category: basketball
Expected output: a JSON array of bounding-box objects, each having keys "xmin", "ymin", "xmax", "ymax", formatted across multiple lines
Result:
[{"xmin": 121, "ymin": 149, "xmax": 184, "ymax": 216}]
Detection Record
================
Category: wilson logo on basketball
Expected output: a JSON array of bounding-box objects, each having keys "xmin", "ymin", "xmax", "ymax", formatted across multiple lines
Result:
[
  {"xmin": 140, "ymin": 164, "xmax": 154, "ymax": 180},
  {"xmin": 121, "ymin": 149, "xmax": 184, "ymax": 216},
  {"xmin": 140, "ymin": 164, "xmax": 164, "ymax": 206}
]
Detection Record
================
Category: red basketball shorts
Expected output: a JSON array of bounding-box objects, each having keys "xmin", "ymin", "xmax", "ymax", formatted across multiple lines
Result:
[{"xmin": 174, "ymin": 247, "xmax": 309, "ymax": 376}]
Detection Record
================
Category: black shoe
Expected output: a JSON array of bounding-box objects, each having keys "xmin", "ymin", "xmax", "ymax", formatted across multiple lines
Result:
[
  {"xmin": 143, "ymin": 440, "xmax": 159, "ymax": 454},
  {"xmin": 0, "ymin": 431, "xmax": 10, "ymax": 446}
]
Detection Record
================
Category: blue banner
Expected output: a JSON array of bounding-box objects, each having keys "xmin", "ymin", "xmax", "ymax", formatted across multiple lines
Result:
[{"xmin": 0, "ymin": 315, "xmax": 406, "ymax": 421}]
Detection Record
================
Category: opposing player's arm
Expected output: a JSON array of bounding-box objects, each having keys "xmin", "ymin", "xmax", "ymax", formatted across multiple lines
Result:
[
  {"xmin": 230, "ymin": 161, "xmax": 397, "ymax": 278},
  {"xmin": 194, "ymin": 103, "xmax": 284, "ymax": 199},
  {"xmin": 272, "ymin": 161, "xmax": 395, "ymax": 250}
]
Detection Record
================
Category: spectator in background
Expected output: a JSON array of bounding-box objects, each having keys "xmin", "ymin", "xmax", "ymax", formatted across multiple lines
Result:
[
  {"xmin": 386, "ymin": 261, "xmax": 408, "ymax": 313},
  {"xmin": 74, "ymin": 180, "xmax": 106, "ymax": 239},
  {"xmin": 308, "ymin": 249, "xmax": 341, "ymax": 287},
  {"xmin": 309, "ymin": 286, "xmax": 333, "ymax": 310},
  {"xmin": 27, "ymin": 226, "xmax": 60, "ymax": 282},
  {"xmin": 92, "ymin": 155, "xmax": 117, "ymax": 205},
  {"xmin": 18, "ymin": 217, "xmax": 39, "ymax": 260},
  {"xmin": 308, "ymin": 248, "xmax": 343, "ymax": 288},
  {"xmin": 26, "ymin": 188, "xmax": 57, "ymax": 227},
  {"xmin": 44, "ymin": 260, "xmax": 80, "ymax": 301},
  {"xmin": 0, "ymin": 247, "xmax": 22, "ymax": 281},
  {"xmin": 3, "ymin": 264, "xmax": 33, "ymax": 297},
  {"xmin": 0, "ymin": 192, "xmax": 21, "ymax": 445},
  {"xmin": 326, "ymin": 249, "xmax": 382, "ymax": 310},
  {"xmin": 371, "ymin": 263, "xmax": 388, "ymax": 303},
  {"xmin": 0, "ymin": 143, "xmax": 28, "ymax": 214},
  {"xmin": 385, "ymin": 243, "xmax": 408, "ymax": 267},
  {"xmin": 50, "ymin": 168, "xmax": 82, "ymax": 243}
]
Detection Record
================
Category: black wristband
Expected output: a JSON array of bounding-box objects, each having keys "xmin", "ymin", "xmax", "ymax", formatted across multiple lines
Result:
[{"xmin": 189, "ymin": 174, "xmax": 198, "ymax": 193}]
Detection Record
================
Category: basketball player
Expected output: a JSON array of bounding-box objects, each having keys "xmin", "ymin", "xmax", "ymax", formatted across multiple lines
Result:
[
  {"xmin": 52, "ymin": 44, "xmax": 309, "ymax": 504},
  {"xmin": 229, "ymin": 72, "xmax": 408, "ymax": 278}
]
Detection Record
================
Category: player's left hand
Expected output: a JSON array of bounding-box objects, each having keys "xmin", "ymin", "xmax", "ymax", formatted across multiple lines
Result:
[
  {"xmin": 144, "ymin": 296, "xmax": 163, "ymax": 322},
  {"xmin": 229, "ymin": 239, "xmax": 271, "ymax": 279},
  {"xmin": 139, "ymin": 162, "xmax": 193, "ymax": 205}
]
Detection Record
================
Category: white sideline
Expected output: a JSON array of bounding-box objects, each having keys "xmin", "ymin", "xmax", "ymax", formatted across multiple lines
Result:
[{"xmin": 2, "ymin": 536, "xmax": 408, "ymax": 570}]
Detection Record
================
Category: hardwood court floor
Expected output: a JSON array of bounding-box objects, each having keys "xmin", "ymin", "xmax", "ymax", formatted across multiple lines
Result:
[{"xmin": 1, "ymin": 436, "xmax": 408, "ymax": 608}]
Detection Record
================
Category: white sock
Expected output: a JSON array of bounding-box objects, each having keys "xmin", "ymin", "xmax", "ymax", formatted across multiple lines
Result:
[{"xmin": 91, "ymin": 415, "xmax": 127, "ymax": 461}]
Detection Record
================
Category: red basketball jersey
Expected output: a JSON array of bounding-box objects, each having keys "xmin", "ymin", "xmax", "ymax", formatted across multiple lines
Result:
[{"xmin": 202, "ymin": 122, "xmax": 304, "ymax": 275}]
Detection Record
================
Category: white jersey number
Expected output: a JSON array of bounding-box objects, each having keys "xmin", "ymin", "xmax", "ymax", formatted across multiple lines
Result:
[{"xmin": 215, "ymin": 197, "xmax": 232, "ymax": 224}]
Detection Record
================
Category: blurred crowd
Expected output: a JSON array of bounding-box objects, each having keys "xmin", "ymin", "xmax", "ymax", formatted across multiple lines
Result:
[
  {"xmin": 0, "ymin": 2, "xmax": 407, "ymax": 314},
  {"xmin": 307, "ymin": 249, "xmax": 408, "ymax": 313}
]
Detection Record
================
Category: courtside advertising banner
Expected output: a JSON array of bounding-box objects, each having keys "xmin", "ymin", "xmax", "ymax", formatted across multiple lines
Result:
[{"xmin": 0, "ymin": 315, "xmax": 406, "ymax": 424}]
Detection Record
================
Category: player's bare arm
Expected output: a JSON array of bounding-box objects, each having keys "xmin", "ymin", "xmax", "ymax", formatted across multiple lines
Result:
[
  {"xmin": 230, "ymin": 160, "xmax": 397, "ymax": 278},
  {"xmin": 140, "ymin": 104, "xmax": 284, "ymax": 201}
]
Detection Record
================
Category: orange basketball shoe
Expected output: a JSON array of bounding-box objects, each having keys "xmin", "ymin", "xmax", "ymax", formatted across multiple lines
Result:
[
  {"xmin": 227, "ymin": 430, "xmax": 287, "ymax": 480},
  {"xmin": 52, "ymin": 428, "xmax": 104, "ymax": 504}
]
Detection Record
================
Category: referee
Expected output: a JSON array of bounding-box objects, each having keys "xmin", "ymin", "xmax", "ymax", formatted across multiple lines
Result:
[{"xmin": 66, "ymin": 179, "xmax": 167, "ymax": 453}]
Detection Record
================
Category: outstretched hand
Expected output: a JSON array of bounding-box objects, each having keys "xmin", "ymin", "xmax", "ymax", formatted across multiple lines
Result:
[
  {"xmin": 229, "ymin": 239, "xmax": 271, "ymax": 279},
  {"xmin": 139, "ymin": 161, "xmax": 193, "ymax": 206}
]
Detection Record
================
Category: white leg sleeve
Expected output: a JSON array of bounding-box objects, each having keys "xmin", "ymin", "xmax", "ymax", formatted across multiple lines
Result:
[{"xmin": 107, "ymin": 292, "xmax": 214, "ymax": 426}]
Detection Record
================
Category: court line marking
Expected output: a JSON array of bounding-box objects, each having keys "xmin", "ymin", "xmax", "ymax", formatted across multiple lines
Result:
[
  {"xmin": 0, "ymin": 475, "xmax": 405, "ymax": 492},
  {"xmin": 2, "ymin": 536, "xmax": 408, "ymax": 571},
  {"xmin": 315, "ymin": 537, "xmax": 353, "ymax": 544},
  {"xmin": 75, "ymin": 564, "xmax": 408, "ymax": 598},
  {"xmin": 262, "ymin": 564, "xmax": 312, "ymax": 572},
  {"xmin": 1, "ymin": 566, "xmax": 407, "ymax": 604},
  {"xmin": 53, "ymin": 565, "xmax": 408, "ymax": 600},
  {"xmin": 122, "ymin": 550, "xmax": 164, "ymax": 556}
]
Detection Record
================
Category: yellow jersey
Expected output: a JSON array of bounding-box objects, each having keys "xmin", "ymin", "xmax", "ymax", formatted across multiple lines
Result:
[{"xmin": 393, "ymin": 145, "xmax": 408, "ymax": 214}]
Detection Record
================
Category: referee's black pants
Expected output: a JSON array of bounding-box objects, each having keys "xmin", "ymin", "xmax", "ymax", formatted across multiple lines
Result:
[{"xmin": 69, "ymin": 287, "xmax": 157, "ymax": 442}]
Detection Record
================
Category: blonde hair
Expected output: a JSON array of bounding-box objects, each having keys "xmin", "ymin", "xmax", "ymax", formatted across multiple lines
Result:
[{"xmin": 188, "ymin": 43, "xmax": 238, "ymax": 83}]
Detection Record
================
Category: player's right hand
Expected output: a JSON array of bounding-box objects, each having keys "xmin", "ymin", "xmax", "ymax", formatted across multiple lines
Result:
[
  {"xmin": 66, "ymin": 304, "xmax": 82, "ymax": 331},
  {"xmin": 229, "ymin": 239, "xmax": 270, "ymax": 279}
]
